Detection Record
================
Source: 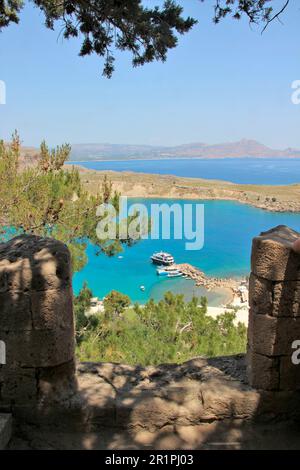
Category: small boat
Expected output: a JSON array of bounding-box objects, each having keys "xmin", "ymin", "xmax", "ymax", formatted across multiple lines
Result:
[
  {"xmin": 167, "ymin": 271, "xmax": 183, "ymax": 278},
  {"xmin": 151, "ymin": 252, "xmax": 174, "ymax": 266},
  {"xmin": 118, "ymin": 255, "xmax": 124, "ymax": 259},
  {"xmin": 157, "ymin": 268, "xmax": 169, "ymax": 276},
  {"xmin": 157, "ymin": 266, "xmax": 179, "ymax": 275},
  {"xmin": 140, "ymin": 285, "xmax": 145, "ymax": 291},
  {"xmin": 157, "ymin": 266, "xmax": 183, "ymax": 278}
]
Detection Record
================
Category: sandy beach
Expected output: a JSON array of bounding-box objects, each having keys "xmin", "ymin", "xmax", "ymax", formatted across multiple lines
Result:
[{"xmin": 207, "ymin": 297, "xmax": 249, "ymax": 327}]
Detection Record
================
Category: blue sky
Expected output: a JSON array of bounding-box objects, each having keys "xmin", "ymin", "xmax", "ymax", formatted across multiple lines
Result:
[{"xmin": 0, "ymin": 0, "xmax": 299, "ymax": 148}]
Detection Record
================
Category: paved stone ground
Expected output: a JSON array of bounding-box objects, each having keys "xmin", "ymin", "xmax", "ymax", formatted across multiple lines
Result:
[
  {"xmin": 5, "ymin": 355, "xmax": 300, "ymax": 449},
  {"xmin": 8, "ymin": 420, "xmax": 300, "ymax": 450}
]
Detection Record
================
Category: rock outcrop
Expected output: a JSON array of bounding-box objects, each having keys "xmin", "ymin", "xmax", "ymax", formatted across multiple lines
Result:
[
  {"xmin": 248, "ymin": 225, "xmax": 300, "ymax": 391},
  {"xmin": 0, "ymin": 235, "xmax": 76, "ymax": 411}
]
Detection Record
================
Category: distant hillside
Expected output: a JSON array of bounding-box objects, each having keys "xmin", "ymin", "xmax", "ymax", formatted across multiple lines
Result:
[
  {"xmin": 70, "ymin": 139, "xmax": 300, "ymax": 161},
  {"xmin": 14, "ymin": 139, "xmax": 300, "ymax": 164},
  {"xmin": 3, "ymin": 143, "xmax": 39, "ymax": 168},
  {"xmin": 19, "ymin": 145, "xmax": 39, "ymax": 167}
]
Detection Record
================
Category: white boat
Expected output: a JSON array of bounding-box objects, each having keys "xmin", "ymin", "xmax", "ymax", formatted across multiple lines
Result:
[
  {"xmin": 140, "ymin": 285, "xmax": 145, "ymax": 291},
  {"xmin": 151, "ymin": 251, "xmax": 174, "ymax": 266},
  {"xmin": 167, "ymin": 271, "xmax": 183, "ymax": 278},
  {"xmin": 157, "ymin": 266, "xmax": 183, "ymax": 278},
  {"xmin": 157, "ymin": 268, "xmax": 169, "ymax": 276}
]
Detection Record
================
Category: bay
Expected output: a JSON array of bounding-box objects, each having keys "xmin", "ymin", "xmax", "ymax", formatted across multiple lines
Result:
[{"xmin": 73, "ymin": 199, "xmax": 300, "ymax": 304}]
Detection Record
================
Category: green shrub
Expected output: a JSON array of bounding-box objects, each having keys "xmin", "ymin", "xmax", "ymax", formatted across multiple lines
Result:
[{"xmin": 74, "ymin": 288, "xmax": 247, "ymax": 366}]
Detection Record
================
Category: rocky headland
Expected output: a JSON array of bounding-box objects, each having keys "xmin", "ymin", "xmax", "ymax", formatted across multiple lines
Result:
[{"xmin": 74, "ymin": 167, "xmax": 300, "ymax": 213}]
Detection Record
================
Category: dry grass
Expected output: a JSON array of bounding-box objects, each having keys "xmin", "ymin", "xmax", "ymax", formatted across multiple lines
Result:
[{"xmin": 70, "ymin": 165, "xmax": 300, "ymax": 213}]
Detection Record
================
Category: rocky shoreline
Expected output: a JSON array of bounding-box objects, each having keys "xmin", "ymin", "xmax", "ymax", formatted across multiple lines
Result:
[
  {"xmin": 173, "ymin": 263, "xmax": 242, "ymax": 292},
  {"xmin": 171, "ymin": 263, "xmax": 249, "ymax": 318},
  {"xmin": 173, "ymin": 184, "xmax": 300, "ymax": 212},
  {"xmin": 74, "ymin": 167, "xmax": 300, "ymax": 214}
]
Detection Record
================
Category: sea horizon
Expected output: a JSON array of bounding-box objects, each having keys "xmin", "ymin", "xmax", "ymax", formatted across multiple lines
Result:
[{"xmin": 67, "ymin": 157, "xmax": 300, "ymax": 185}]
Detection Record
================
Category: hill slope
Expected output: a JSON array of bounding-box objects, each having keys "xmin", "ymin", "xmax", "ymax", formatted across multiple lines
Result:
[{"xmin": 70, "ymin": 139, "xmax": 300, "ymax": 161}]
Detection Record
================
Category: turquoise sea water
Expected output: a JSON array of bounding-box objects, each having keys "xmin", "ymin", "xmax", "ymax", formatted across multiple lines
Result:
[
  {"xmin": 73, "ymin": 199, "xmax": 300, "ymax": 304},
  {"xmin": 69, "ymin": 158, "xmax": 300, "ymax": 185}
]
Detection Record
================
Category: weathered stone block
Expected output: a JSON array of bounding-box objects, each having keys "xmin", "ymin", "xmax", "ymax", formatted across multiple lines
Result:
[
  {"xmin": 199, "ymin": 381, "xmax": 259, "ymax": 421},
  {"xmin": 116, "ymin": 394, "xmax": 180, "ymax": 430},
  {"xmin": 30, "ymin": 251, "xmax": 71, "ymax": 291},
  {"xmin": 280, "ymin": 356, "xmax": 300, "ymax": 391},
  {"xmin": 37, "ymin": 360, "xmax": 77, "ymax": 401},
  {"xmin": 247, "ymin": 349, "xmax": 280, "ymax": 390},
  {"xmin": 0, "ymin": 366, "xmax": 37, "ymax": 404},
  {"xmin": 248, "ymin": 226, "xmax": 300, "ymax": 391},
  {"xmin": 0, "ymin": 291, "xmax": 32, "ymax": 331},
  {"xmin": 0, "ymin": 259, "xmax": 33, "ymax": 292},
  {"xmin": 248, "ymin": 313, "xmax": 278, "ymax": 356},
  {"xmin": 249, "ymin": 273, "xmax": 300, "ymax": 318},
  {"xmin": 249, "ymin": 273, "xmax": 272, "ymax": 315},
  {"xmin": 0, "ymin": 327, "xmax": 75, "ymax": 368},
  {"xmin": 257, "ymin": 390, "xmax": 300, "ymax": 419},
  {"xmin": 272, "ymin": 281, "xmax": 300, "ymax": 317},
  {"xmin": 0, "ymin": 235, "xmax": 76, "ymax": 410},
  {"xmin": 249, "ymin": 311, "xmax": 300, "ymax": 356},
  {"xmin": 0, "ymin": 235, "xmax": 71, "ymax": 292},
  {"xmin": 251, "ymin": 225, "xmax": 300, "ymax": 281},
  {"xmin": 31, "ymin": 286, "xmax": 74, "ymax": 330}
]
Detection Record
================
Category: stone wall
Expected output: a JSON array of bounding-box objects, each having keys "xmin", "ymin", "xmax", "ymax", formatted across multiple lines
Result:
[
  {"xmin": 0, "ymin": 230, "xmax": 300, "ymax": 441},
  {"xmin": 248, "ymin": 225, "xmax": 300, "ymax": 391},
  {"xmin": 0, "ymin": 235, "xmax": 76, "ymax": 410}
]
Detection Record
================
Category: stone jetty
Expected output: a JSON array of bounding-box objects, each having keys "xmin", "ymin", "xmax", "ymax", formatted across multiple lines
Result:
[{"xmin": 173, "ymin": 263, "xmax": 240, "ymax": 292}]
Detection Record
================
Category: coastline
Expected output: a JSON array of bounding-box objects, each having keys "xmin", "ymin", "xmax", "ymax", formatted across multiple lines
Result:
[
  {"xmin": 72, "ymin": 165, "xmax": 300, "ymax": 213},
  {"xmin": 70, "ymin": 165, "xmax": 296, "ymax": 315},
  {"xmin": 68, "ymin": 155, "xmax": 300, "ymax": 163},
  {"xmin": 171, "ymin": 263, "xmax": 248, "ymax": 320}
]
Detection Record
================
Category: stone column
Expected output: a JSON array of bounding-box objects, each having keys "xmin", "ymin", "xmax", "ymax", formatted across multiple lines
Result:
[
  {"xmin": 0, "ymin": 235, "xmax": 76, "ymax": 410},
  {"xmin": 248, "ymin": 225, "xmax": 300, "ymax": 391}
]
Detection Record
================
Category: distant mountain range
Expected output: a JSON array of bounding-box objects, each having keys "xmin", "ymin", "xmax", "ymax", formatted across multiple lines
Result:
[
  {"xmin": 69, "ymin": 139, "xmax": 300, "ymax": 161},
  {"xmin": 3, "ymin": 144, "xmax": 39, "ymax": 168}
]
